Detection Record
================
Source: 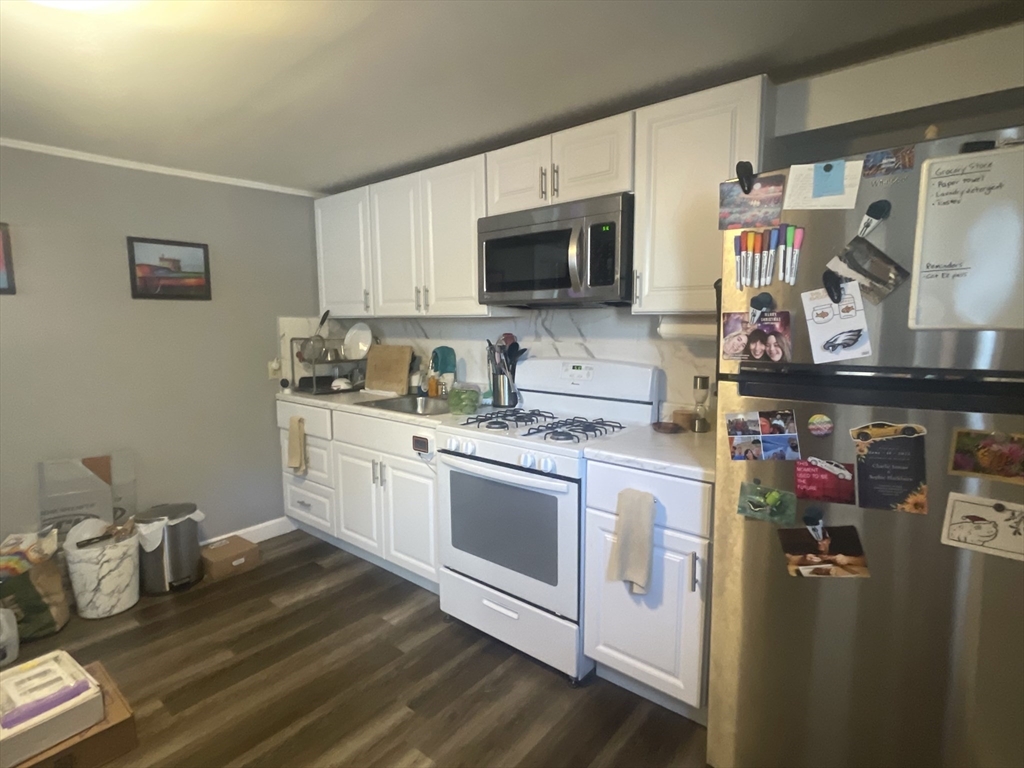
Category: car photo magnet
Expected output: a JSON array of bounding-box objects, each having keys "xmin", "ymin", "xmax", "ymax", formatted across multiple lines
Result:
[
  {"xmin": 800, "ymin": 282, "xmax": 872, "ymax": 364},
  {"xmin": 795, "ymin": 458, "xmax": 856, "ymax": 504},
  {"xmin": 940, "ymin": 493, "xmax": 1024, "ymax": 562},
  {"xmin": 851, "ymin": 422, "xmax": 928, "ymax": 514}
]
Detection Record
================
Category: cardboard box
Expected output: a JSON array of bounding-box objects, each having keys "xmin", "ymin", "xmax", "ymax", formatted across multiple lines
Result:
[
  {"xmin": 0, "ymin": 652, "xmax": 104, "ymax": 768},
  {"xmin": 17, "ymin": 663, "xmax": 137, "ymax": 768},
  {"xmin": 201, "ymin": 536, "xmax": 260, "ymax": 581}
]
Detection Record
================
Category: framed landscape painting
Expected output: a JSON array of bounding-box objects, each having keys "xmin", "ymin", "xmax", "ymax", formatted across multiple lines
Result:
[
  {"xmin": 0, "ymin": 223, "xmax": 15, "ymax": 295},
  {"xmin": 127, "ymin": 236, "xmax": 211, "ymax": 300}
]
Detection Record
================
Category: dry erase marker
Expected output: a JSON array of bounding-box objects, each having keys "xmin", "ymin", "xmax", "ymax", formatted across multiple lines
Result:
[
  {"xmin": 777, "ymin": 226, "xmax": 786, "ymax": 282},
  {"xmin": 753, "ymin": 233, "xmax": 761, "ymax": 290},
  {"xmin": 784, "ymin": 226, "xmax": 797, "ymax": 284},
  {"xmin": 757, "ymin": 231, "xmax": 768, "ymax": 288},
  {"xmin": 734, "ymin": 234, "xmax": 742, "ymax": 290},
  {"xmin": 766, "ymin": 227, "xmax": 779, "ymax": 286},
  {"xmin": 745, "ymin": 230, "xmax": 756, "ymax": 287},
  {"xmin": 789, "ymin": 227, "xmax": 805, "ymax": 285}
]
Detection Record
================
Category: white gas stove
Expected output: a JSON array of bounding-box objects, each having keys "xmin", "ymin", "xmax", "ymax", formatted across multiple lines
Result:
[
  {"xmin": 436, "ymin": 359, "xmax": 660, "ymax": 683},
  {"xmin": 437, "ymin": 359, "xmax": 660, "ymax": 479}
]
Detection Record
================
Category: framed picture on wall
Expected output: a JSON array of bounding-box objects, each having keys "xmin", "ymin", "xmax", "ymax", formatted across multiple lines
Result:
[
  {"xmin": 127, "ymin": 236, "xmax": 211, "ymax": 300},
  {"xmin": 0, "ymin": 223, "xmax": 15, "ymax": 295}
]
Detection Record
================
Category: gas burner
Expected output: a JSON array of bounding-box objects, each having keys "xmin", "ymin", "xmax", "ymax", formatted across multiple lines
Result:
[
  {"xmin": 523, "ymin": 416, "xmax": 627, "ymax": 441},
  {"xmin": 463, "ymin": 408, "xmax": 555, "ymax": 429}
]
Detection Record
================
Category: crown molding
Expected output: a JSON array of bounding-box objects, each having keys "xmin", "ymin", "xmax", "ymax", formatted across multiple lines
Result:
[{"xmin": 0, "ymin": 137, "xmax": 319, "ymax": 198}]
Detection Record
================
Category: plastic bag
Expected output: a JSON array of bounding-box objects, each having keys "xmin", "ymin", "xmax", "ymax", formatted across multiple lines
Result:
[{"xmin": 0, "ymin": 531, "xmax": 70, "ymax": 640}]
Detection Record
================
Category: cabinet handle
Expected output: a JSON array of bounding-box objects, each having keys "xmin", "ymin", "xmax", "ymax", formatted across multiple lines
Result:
[
  {"xmin": 379, "ymin": 462, "xmax": 386, "ymax": 488},
  {"xmin": 296, "ymin": 499, "xmax": 311, "ymax": 509},
  {"xmin": 690, "ymin": 552, "xmax": 699, "ymax": 593},
  {"xmin": 552, "ymin": 163, "xmax": 559, "ymax": 197},
  {"xmin": 415, "ymin": 286, "xmax": 421, "ymax": 311},
  {"xmin": 423, "ymin": 285, "xmax": 429, "ymax": 311},
  {"xmin": 372, "ymin": 460, "xmax": 379, "ymax": 485},
  {"xmin": 363, "ymin": 289, "xmax": 370, "ymax": 313},
  {"xmin": 633, "ymin": 270, "xmax": 641, "ymax": 306},
  {"xmin": 539, "ymin": 166, "xmax": 547, "ymax": 200}
]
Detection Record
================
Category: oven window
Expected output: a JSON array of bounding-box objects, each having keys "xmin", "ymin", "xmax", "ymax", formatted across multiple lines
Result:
[
  {"xmin": 449, "ymin": 471, "xmax": 559, "ymax": 585},
  {"xmin": 484, "ymin": 230, "xmax": 572, "ymax": 293}
]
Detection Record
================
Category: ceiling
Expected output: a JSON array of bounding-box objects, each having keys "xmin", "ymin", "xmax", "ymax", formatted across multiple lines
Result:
[{"xmin": 1, "ymin": 0, "xmax": 1020, "ymax": 194}]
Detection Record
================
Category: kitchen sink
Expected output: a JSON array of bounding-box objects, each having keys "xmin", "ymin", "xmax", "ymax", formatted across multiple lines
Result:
[{"xmin": 358, "ymin": 395, "xmax": 450, "ymax": 416}]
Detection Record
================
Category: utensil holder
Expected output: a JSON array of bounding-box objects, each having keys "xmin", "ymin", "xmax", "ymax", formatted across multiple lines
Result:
[{"xmin": 492, "ymin": 374, "xmax": 517, "ymax": 407}]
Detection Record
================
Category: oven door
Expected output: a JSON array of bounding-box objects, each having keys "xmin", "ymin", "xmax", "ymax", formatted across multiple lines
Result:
[
  {"xmin": 438, "ymin": 452, "xmax": 580, "ymax": 620},
  {"xmin": 478, "ymin": 218, "xmax": 585, "ymax": 305}
]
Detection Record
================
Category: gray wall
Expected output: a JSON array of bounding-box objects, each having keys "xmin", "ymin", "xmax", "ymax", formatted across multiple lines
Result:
[{"xmin": 0, "ymin": 148, "xmax": 318, "ymax": 540}]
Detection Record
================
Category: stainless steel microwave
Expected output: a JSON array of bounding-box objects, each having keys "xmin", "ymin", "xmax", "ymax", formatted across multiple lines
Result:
[{"xmin": 477, "ymin": 192, "xmax": 633, "ymax": 307}]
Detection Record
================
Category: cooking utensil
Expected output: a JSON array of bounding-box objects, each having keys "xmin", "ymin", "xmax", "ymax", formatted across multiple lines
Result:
[
  {"xmin": 507, "ymin": 341, "xmax": 520, "ymax": 375},
  {"xmin": 325, "ymin": 348, "xmax": 343, "ymax": 363},
  {"xmin": 500, "ymin": 333, "xmax": 517, "ymax": 347},
  {"xmin": 300, "ymin": 310, "xmax": 331, "ymax": 363}
]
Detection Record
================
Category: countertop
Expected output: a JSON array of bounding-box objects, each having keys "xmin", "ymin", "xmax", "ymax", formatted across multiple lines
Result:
[
  {"xmin": 584, "ymin": 427, "xmax": 716, "ymax": 483},
  {"xmin": 276, "ymin": 389, "xmax": 470, "ymax": 429},
  {"xmin": 277, "ymin": 389, "xmax": 716, "ymax": 482}
]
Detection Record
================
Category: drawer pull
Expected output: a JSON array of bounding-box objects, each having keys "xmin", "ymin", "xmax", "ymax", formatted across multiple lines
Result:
[
  {"xmin": 690, "ymin": 552, "xmax": 699, "ymax": 593},
  {"xmin": 296, "ymin": 499, "xmax": 312, "ymax": 509},
  {"xmin": 482, "ymin": 599, "xmax": 519, "ymax": 620}
]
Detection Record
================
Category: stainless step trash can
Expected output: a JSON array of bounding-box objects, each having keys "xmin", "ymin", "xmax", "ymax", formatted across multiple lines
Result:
[{"xmin": 137, "ymin": 503, "xmax": 203, "ymax": 593}]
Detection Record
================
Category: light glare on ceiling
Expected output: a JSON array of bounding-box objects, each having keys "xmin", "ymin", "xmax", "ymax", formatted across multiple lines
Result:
[{"xmin": 29, "ymin": 0, "xmax": 144, "ymax": 12}]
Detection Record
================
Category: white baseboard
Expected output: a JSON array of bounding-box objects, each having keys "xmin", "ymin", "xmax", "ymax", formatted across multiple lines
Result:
[{"xmin": 201, "ymin": 515, "xmax": 297, "ymax": 546}]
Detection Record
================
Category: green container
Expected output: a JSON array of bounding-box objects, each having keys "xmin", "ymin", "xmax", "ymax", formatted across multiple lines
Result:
[{"xmin": 448, "ymin": 387, "xmax": 481, "ymax": 415}]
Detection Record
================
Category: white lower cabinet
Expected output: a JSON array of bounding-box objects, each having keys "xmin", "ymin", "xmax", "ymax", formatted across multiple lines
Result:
[
  {"xmin": 382, "ymin": 455, "xmax": 438, "ymax": 581},
  {"xmin": 333, "ymin": 442, "xmax": 385, "ymax": 557},
  {"xmin": 330, "ymin": 438, "xmax": 438, "ymax": 583},
  {"xmin": 584, "ymin": 508, "xmax": 708, "ymax": 707}
]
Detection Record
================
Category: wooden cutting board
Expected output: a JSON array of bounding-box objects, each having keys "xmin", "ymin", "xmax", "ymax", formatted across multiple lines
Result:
[{"xmin": 364, "ymin": 345, "xmax": 413, "ymax": 396}]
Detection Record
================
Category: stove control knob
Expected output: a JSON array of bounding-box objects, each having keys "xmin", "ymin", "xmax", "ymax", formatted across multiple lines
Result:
[
  {"xmin": 462, "ymin": 441, "xmax": 477, "ymax": 456},
  {"xmin": 446, "ymin": 437, "xmax": 461, "ymax": 452},
  {"xmin": 519, "ymin": 453, "xmax": 536, "ymax": 469},
  {"xmin": 539, "ymin": 457, "xmax": 556, "ymax": 474}
]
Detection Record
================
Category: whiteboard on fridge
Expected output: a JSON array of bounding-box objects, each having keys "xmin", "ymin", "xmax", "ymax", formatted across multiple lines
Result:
[{"xmin": 908, "ymin": 144, "xmax": 1024, "ymax": 330}]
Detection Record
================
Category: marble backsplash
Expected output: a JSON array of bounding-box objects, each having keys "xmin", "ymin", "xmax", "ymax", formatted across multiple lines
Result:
[{"xmin": 278, "ymin": 308, "xmax": 718, "ymax": 419}]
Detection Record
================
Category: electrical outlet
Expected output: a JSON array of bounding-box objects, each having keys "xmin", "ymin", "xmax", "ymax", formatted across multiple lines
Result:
[{"xmin": 268, "ymin": 358, "xmax": 282, "ymax": 380}]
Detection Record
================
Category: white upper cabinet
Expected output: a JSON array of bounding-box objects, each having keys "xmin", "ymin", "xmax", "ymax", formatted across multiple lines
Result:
[
  {"xmin": 420, "ymin": 156, "xmax": 489, "ymax": 317},
  {"xmin": 316, "ymin": 187, "xmax": 373, "ymax": 317},
  {"xmin": 551, "ymin": 113, "xmax": 634, "ymax": 204},
  {"xmin": 370, "ymin": 173, "xmax": 422, "ymax": 317},
  {"xmin": 633, "ymin": 76, "xmax": 766, "ymax": 314},
  {"xmin": 486, "ymin": 136, "xmax": 552, "ymax": 216},
  {"xmin": 486, "ymin": 115, "xmax": 634, "ymax": 216}
]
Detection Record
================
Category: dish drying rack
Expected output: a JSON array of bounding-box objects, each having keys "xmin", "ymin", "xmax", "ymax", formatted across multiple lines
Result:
[{"xmin": 287, "ymin": 337, "xmax": 368, "ymax": 395}]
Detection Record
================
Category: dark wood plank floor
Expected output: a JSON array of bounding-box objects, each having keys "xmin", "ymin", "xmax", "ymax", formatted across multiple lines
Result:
[{"xmin": 24, "ymin": 530, "xmax": 706, "ymax": 767}]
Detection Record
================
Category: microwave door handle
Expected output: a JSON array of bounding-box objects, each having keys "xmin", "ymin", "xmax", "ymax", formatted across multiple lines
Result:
[{"xmin": 567, "ymin": 223, "xmax": 584, "ymax": 293}]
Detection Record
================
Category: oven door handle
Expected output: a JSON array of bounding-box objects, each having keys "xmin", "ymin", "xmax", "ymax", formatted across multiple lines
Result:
[
  {"xmin": 441, "ymin": 453, "xmax": 573, "ymax": 495},
  {"xmin": 567, "ymin": 222, "xmax": 584, "ymax": 293}
]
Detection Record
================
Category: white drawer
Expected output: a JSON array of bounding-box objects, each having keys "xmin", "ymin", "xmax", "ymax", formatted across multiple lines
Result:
[
  {"xmin": 439, "ymin": 569, "xmax": 585, "ymax": 677},
  {"xmin": 586, "ymin": 462, "xmax": 712, "ymax": 538},
  {"xmin": 276, "ymin": 401, "xmax": 332, "ymax": 440},
  {"xmin": 332, "ymin": 410, "xmax": 435, "ymax": 459},
  {"xmin": 280, "ymin": 430, "xmax": 332, "ymax": 487},
  {"xmin": 282, "ymin": 473, "xmax": 333, "ymax": 534}
]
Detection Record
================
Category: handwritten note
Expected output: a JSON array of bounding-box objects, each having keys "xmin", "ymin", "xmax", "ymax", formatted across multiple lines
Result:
[{"xmin": 909, "ymin": 145, "xmax": 1024, "ymax": 330}]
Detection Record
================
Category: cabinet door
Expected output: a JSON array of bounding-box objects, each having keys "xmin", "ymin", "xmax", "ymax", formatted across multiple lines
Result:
[
  {"xmin": 332, "ymin": 442, "xmax": 384, "ymax": 556},
  {"xmin": 551, "ymin": 113, "xmax": 634, "ymax": 204},
  {"xmin": 370, "ymin": 173, "xmax": 422, "ymax": 317},
  {"xmin": 633, "ymin": 76, "xmax": 764, "ymax": 314},
  {"xmin": 420, "ymin": 156, "xmax": 489, "ymax": 317},
  {"xmin": 381, "ymin": 454, "xmax": 438, "ymax": 583},
  {"xmin": 316, "ymin": 187, "xmax": 374, "ymax": 317},
  {"xmin": 486, "ymin": 136, "xmax": 552, "ymax": 215},
  {"xmin": 584, "ymin": 508, "xmax": 709, "ymax": 707}
]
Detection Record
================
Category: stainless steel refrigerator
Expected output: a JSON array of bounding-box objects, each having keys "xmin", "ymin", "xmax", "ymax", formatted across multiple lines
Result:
[{"xmin": 708, "ymin": 129, "xmax": 1024, "ymax": 768}]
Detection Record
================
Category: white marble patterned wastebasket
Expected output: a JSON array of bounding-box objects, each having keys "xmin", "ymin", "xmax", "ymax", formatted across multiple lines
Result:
[{"xmin": 63, "ymin": 520, "xmax": 140, "ymax": 619}]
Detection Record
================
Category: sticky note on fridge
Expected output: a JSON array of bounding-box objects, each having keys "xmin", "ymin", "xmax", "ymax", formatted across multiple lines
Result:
[{"xmin": 813, "ymin": 160, "xmax": 846, "ymax": 197}]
